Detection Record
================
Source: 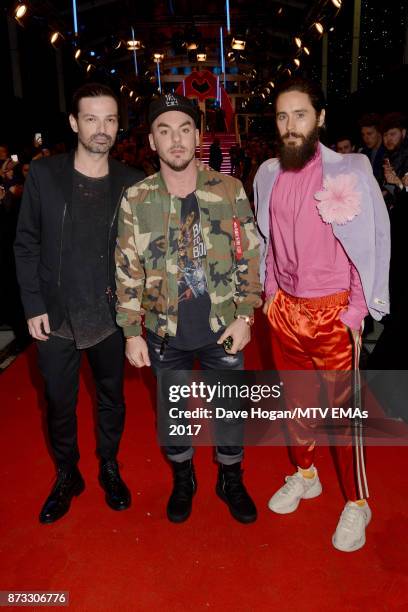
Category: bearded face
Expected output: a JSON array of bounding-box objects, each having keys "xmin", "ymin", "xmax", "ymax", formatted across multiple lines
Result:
[
  {"xmin": 275, "ymin": 90, "xmax": 325, "ymax": 171},
  {"xmin": 277, "ymin": 122, "xmax": 320, "ymax": 171}
]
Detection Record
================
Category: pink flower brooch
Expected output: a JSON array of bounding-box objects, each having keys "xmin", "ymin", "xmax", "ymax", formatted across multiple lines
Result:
[{"xmin": 314, "ymin": 173, "xmax": 361, "ymax": 225}]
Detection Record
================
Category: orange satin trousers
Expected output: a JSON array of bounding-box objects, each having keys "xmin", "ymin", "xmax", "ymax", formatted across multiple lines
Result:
[{"xmin": 268, "ymin": 289, "xmax": 368, "ymax": 501}]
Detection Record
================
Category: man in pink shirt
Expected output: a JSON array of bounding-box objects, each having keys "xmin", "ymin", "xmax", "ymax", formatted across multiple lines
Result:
[{"xmin": 254, "ymin": 78, "xmax": 390, "ymax": 552}]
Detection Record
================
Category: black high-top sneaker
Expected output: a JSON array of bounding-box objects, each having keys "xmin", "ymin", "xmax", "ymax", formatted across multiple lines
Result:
[
  {"xmin": 167, "ymin": 459, "xmax": 197, "ymax": 523},
  {"xmin": 216, "ymin": 462, "xmax": 257, "ymax": 523}
]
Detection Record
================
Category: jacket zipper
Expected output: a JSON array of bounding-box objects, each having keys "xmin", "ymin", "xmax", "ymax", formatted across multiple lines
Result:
[
  {"xmin": 160, "ymin": 197, "xmax": 172, "ymax": 358},
  {"xmin": 194, "ymin": 192, "xmax": 214, "ymax": 332},
  {"xmin": 58, "ymin": 203, "xmax": 67, "ymax": 287},
  {"xmin": 106, "ymin": 186, "xmax": 125, "ymax": 302}
]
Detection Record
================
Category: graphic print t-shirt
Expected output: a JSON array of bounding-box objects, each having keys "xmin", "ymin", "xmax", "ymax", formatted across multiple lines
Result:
[{"xmin": 169, "ymin": 192, "xmax": 220, "ymax": 350}]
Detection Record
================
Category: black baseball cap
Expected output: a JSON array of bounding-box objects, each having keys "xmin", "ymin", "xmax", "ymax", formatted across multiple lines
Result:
[{"xmin": 148, "ymin": 93, "xmax": 199, "ymax": 128}]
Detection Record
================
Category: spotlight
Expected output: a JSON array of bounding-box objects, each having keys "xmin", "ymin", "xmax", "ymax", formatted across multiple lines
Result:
[
  {"xmin": 129, "ymin": 90, "xmax": 134, "ymax": 98},
  {"xmin": 86, "ymin": 63, "xmax": 95, "ymax": 73},
  {"xmin": 187, "ymin": 41, "xmax": 198, "ymax": 50},
  {"xmin": 120, "ymin": 85, "xmax": 126, "ymax": 93},
  {"xmin": 329, "ymin": 26, "xmax": 335, "ymax": 32},
  {"xmin": 303, "ymin": 46, "xmax": 310, "ymax": 55},
  {"xmin": 50, "ymin": 31, "xmax": 63, "ymax": 47},
  {"xmin": 314, "ymin": 22, "xmax": 324, "ymax": 34},
  {"xmin": 14, "ymin": 2, "xmax": 28, "ymax": 21},
  {"xmin": 331, "ymin": 0, "xmax": 342, "ymax": 8},
  {"xmin": 294, "ymin": 58, "xmax": 300, "ymax": 67},
  {"xmin": 153, "ymin": 53, "xmax": 164, "ymax": 62},
  {"xmin": 268, "ymin": 81, "xmax": 275, "ymax": 88},
  {"xmin": 294, "ymin": 37, "xmax": 302, "ymax": 48},
  {"xmin": 74, "ymin": 48, "xmax": 82, "ymax": 60},
  {"xmin": 197, "ymin": 52, "xmax": 207, "ymax": 62},
  {"xmin": 127, "ymin": 40, "xmax": 142, "ymax": 50},
  {"xmin": 232, "ymin": 38, "xmax": 246, "ymax": 51}
]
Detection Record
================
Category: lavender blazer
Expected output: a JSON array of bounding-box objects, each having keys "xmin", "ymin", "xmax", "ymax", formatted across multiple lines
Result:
[{"xmin": 253, "ymin": 143, "xmax": 390, "ymax": 321}]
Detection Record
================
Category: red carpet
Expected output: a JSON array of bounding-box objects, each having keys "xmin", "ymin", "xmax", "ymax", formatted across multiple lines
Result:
[{"xmin": 1, "ymin": 318, "xmax": 408, "ymax": 611}]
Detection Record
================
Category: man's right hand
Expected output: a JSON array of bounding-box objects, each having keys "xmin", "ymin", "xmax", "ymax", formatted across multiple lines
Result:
[
  {"xmin": 263, "ymin": 294, "xmax": 276, "ymax": 315},
  {"xmin": 125, "ymin": 336, "xmax": 151, "ymax": 368},
  {"xmin": 28, "ymin": 313, "xmax": 50, "ymax": 341}
]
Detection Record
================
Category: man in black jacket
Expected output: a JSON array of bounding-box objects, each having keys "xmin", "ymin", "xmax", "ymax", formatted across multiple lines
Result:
[
  {"xmin": 359, "ymin": 113, "xmax": 386, "ymax": 186},
  {"xmin": 14, "ymin": 83, "xmax": 143, "ymax": 524}
]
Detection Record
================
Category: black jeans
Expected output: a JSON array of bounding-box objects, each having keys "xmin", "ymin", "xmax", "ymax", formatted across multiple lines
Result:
[
  {"xmin": 37, "ymin": 330, "xmax": 125, "ymax": 469},
  {"xmin": 147, "ymin": 330, "xmax": 244, "ymax": 465}
]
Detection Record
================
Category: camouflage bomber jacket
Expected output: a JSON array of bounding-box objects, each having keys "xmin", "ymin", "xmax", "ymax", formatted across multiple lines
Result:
[{"xmin": 115, "ymin": 168, "xmax": 262, "ymax": 339}]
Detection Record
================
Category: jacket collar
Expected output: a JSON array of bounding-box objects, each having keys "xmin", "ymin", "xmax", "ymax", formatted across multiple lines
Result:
[
  {"xmin": 320, "ymin": 142, "xmax": 343, "ymax": 164},
  {"xmin": 57, "ymin": 150, "xmax": 75, "ymax": 212},
  {"xmin": 108, "ymin": 158, "xmax": 128, "ymax": 218},
  {"xmin": 155, "ymin": 166, "xmax": 208, "ymax": 197}
]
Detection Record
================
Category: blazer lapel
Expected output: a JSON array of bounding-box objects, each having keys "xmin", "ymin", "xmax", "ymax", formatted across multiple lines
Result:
[
  {"xmin": 56, "ymin": 151, "xmax": 75, "ymax": 215},
  {"xmin": 108, "ymin": 159, "xmax": 126, "ymax": 225}
]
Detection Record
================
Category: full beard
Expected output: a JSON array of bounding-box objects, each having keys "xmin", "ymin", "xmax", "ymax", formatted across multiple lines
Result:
[{"xmin": 278, "ymin": 124, "xmax": 320, "ymax": 171}]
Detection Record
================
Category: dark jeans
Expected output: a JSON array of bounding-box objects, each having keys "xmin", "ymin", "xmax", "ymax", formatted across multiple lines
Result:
[
  {"xmin": 147, "ymin": 330, "xmax": 244, "ymax": 465},
  {"xmin": 37, "ymin": 330, "xmax": 125, "ymax": 469}
]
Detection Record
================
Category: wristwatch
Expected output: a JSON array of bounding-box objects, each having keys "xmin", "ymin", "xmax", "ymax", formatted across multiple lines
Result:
[{"xmin": 235, "ymin": 314, "xmax": 255, "ymax": 327}]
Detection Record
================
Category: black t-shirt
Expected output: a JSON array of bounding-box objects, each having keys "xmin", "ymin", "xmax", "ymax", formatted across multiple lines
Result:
[
  {"xmin": 53, "ymin": 170, "xmax": 116, "ymax": 349},
  {"xmin": 168, "ymin": 192, "xmax": 220, "ymax": 350}
]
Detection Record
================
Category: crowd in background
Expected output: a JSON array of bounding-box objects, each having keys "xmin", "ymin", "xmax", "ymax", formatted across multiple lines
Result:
[{"xmin": 1, "ymin": 109, "xmax": 408, "ymax": 363}]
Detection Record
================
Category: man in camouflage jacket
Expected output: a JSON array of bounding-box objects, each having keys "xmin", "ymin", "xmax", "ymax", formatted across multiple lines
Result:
[{"xmin": 115, "ymin": 94, "xmax": 262, "ymax": 524}]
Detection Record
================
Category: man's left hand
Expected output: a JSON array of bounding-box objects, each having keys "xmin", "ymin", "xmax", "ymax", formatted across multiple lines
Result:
[{"xmin": 217, "ymin": 318, "xmax": 251, "ymax": 354}]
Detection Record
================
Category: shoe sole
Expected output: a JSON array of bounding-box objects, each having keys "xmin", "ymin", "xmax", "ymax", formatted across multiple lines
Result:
[
  {"xmin": 167, "ymin": 507, "xmax": 193, "ymax": 523},
  {"xmin": 216, "ymin": 487, "xmax": 257, "ymax": 524},
  {"xmin": 39, "ymin": 480, "xmax": 85, "ymax": 525},
  {"xmin": 268, "ymin": 482, "xmax": 323, "ymax": 514},
  {"xmin": 105, "ymin": 497, "xmax": 131, "ymax": 511},
  {"xmin": 332, "ymin": 534, "xmax": 366, "ymax": 552}
]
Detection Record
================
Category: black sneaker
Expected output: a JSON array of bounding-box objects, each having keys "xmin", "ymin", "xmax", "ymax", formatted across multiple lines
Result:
[
  {"xmin": 167, "ymin": 459, "xmax": 197, "ymax": 523},
  {"xmin": 216, "ymin": 463, "xmax": 257, "ymax": 523},
  {"xmin": 39, "ymin": 466, "xmax": 85, "ymax": 524},
  {"xmin": 99, "ymin": 460, "xmax": 131, "ymax": 511}
]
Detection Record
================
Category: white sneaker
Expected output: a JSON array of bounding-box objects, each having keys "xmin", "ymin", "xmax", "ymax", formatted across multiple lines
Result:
[
  {"xmin": 268, "ymin": 467, "xmax": 322, "ymax": 514},
  {"xmin": 332, "ymin": 501, "xmax": 372, "ymax": 552}
]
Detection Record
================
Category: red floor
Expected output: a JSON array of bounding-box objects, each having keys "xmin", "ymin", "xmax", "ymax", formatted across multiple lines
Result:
[{"xmin": 1, "ymin": 330, "xmax": 408, "ymax": 611}]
